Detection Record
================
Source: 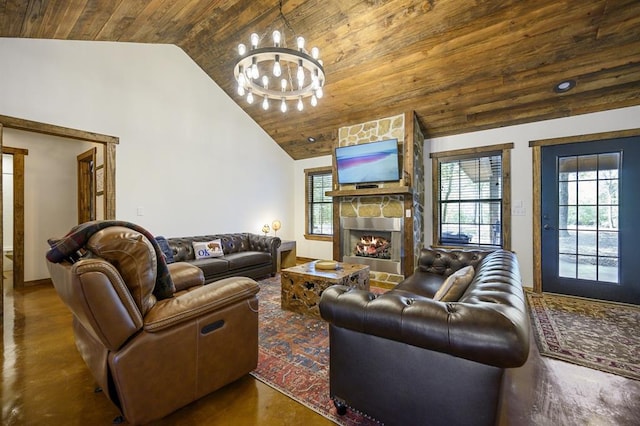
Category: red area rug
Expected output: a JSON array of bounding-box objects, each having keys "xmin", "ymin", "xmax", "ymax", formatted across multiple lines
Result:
[
  {"xmin": 526, "ymin": 290, "xmax": 640, "ymax": 381},
  {"xmin": 251, "ymin": 275, "xmax": 381, "ymax": 425}
]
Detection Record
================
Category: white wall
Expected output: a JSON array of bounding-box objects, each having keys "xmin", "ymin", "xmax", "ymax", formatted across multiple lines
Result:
[
  {"xmin": 293, "ymin": 155, "xmax": 334, "ymax": 260},
  {"xmin": 0, "ymin": 38, "xmax": 294, "ymax": 281},
  {"xmin": 425, "ymin": 105, "xmax": 640, "ymax": 287}
]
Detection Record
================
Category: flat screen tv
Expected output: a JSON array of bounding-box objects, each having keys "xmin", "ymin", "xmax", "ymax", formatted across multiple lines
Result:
[{"xmin": 335, "ymin": 139, "xmax": 400, "ymax": 185}]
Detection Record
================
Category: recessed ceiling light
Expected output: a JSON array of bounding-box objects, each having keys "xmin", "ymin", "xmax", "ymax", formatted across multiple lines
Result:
[
  {"xmin": 307, "ymin": 137, "xmax": 316, "ymax": 143},
  {"xmin": 554, "ymin": 79, "xmax": 576, "ymax": 93}
]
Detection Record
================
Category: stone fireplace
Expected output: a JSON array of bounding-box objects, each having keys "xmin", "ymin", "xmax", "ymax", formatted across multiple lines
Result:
[
  {"xmin": 342, "ymin": 217, "xmax": 403, "ymax": 275},
  {"xmin": 329, "ymin": 112, "xmax": 425, "ymax": 287}
]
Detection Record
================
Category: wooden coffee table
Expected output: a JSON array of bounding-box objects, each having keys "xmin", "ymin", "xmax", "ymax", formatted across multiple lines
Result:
[{"xmin": 280, "ymin": 261, "xmax": 370, "ymax": 318}]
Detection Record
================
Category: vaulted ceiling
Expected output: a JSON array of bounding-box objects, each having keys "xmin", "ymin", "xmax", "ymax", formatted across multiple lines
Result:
[{"xmin": 1, "ymin": 1, "xmax": 639, "ymax": 159}]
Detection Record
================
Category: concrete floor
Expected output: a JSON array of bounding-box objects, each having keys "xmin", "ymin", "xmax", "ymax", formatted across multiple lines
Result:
[{"xmin": 2, "ymin": 275, "xmax": 639, "ymax": 425}]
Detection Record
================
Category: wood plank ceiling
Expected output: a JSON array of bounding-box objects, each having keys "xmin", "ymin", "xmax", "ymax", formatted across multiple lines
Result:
[{"xmin": 1, "ymin": 0, "xmax": 639, "ymax": 159}]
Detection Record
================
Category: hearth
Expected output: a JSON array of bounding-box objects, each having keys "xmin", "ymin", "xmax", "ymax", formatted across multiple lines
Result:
[{"xmin": 341, "ymin": 217, "xmax": 403, "ymax": 274}]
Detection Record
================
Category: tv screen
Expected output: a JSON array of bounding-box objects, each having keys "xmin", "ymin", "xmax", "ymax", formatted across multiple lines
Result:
[{"xmin": 335, "ymin": 139, "xmax": 400, "ymax": 185}]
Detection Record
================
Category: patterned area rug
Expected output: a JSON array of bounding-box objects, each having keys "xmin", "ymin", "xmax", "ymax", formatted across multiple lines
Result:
[
  {"xmin": 526, "ymin": 290, "xmax": 640, "ymax": 381},
  {"xmin": 251, "ymin": 275, "xmax": 381, "ymax": 425}
]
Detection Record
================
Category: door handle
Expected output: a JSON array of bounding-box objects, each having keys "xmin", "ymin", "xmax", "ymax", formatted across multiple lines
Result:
[{"xmin": 543, "ymin": 224, "xmax": 553, "ymax": 230}]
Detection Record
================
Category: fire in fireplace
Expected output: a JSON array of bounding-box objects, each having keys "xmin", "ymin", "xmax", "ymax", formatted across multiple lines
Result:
[{"xmin": 354, "ymin": 235, "xmax": 391, "ymax": 259}]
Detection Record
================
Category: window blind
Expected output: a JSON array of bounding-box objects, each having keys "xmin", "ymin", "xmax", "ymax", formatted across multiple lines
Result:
[
  {"xmin": 307, "ymin": 171, "xmax": 333, "ymax": 235},
  {"xmin": 439, "ymin": 154, "xmax": 502, "ymax": 246}
]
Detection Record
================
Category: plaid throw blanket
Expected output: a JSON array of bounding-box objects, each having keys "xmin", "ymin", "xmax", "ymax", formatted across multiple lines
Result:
[{"xmin": 46, "ymin": 220, "xmax": 175, "ymax": 300}]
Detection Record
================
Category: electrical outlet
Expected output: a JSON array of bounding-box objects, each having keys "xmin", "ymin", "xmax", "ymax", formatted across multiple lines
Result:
[{"xmin": 512, "ymin": 206, "xmax": 526, "ymax": 216}]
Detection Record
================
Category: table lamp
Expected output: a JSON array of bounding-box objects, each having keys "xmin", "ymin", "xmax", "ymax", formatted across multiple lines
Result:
[{"xmin": 272, "ymin": 220, "xmax": 282, "ymax": 236}]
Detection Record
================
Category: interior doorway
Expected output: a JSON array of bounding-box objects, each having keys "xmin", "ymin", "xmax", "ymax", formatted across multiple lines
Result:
[
  {"xmin": 2, "ymin": 154, "xmax": 12, "ymax": 278},
  {"xmin": 0, "ymin": 114, "xmax": 119, "ymax": 319},
  {"xmin": 77, "ymin": 148, "xmax": 97, "ymax": 223},
  {"xmin": 1, "ymin": 147, "xmax": 27, "ymax": 288}
]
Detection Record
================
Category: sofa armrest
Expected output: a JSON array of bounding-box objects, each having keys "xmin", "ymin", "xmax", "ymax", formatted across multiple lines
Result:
[
  {"xmin": 319, "ymin": 285, "xmax": 530, "ymax": 368},
  {"xmin": 144, "ymin": 276, "xmax": 259, "ymax": 332},
  {"xmin": 248, "ymin": 233, "xmax": 281, "ymax": 273},
  {"xmin": 167, "ymin": 262, "xmax": 204, "ymax": 292}
]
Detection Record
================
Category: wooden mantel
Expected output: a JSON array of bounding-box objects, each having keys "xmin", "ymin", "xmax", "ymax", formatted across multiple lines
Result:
[{"xmin": 326, "ymin": 186, "xmax": 412, "ymax": 198}]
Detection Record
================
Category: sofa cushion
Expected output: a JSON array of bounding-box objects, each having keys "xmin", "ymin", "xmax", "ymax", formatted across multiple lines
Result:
[
  {"xmin": 225, "ymin": 251, "xmax": 271, "ymax": 270},
  {"xmin": 433, "ymin": 265, "xmax": 475, "ymax": 302},
  {"xmin": 190, "ymin": 257, "xmax": 229, "ymax": 278},
  {"xmin": 193, "ymin": 241, "xmax": 224, "ymax": 259}
]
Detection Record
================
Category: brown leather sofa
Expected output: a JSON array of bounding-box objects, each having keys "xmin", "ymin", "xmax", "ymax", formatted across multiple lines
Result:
[
  {"xmin": 46, "ymin": 226, "xmax": 260, "ymax": 425},
  {"xmin": 162, "ymin": 233, "xmax": 281, "ymax": 284},
  {"xmin": 319, "ymin": 248, "xmax": 530, "ymax": 426}
]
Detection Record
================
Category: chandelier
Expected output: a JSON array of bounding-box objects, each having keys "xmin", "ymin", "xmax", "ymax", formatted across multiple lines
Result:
[{"xmin": 234, "ymin": 2, "xmax": 325, "ymax": 112}]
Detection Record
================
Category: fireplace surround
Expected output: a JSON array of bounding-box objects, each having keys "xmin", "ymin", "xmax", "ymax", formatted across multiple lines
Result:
[{"xmin": 341, "ymin": 217, "xmax": 403, "ymax": 274}]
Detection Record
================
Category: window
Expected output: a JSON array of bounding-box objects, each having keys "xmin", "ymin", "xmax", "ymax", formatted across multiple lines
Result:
[
  {"xmin": 305, "ymin": 167, "xmax": 333, "ymax": 241},
  {"xmin": 431, "ymin": 143, "xmax": 512, "ymax": 249}
]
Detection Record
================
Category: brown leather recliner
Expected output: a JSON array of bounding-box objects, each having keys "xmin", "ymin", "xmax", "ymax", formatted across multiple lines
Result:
[{"xmin": 46, "ymin": 225, "xmax": 260, "ymax": 425}]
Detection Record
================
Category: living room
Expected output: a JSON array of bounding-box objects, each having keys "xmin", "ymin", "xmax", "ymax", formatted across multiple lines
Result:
[
  {"xmin": 2, "ymin": 38, "xmax": 640, "ymax": 291},
  {"xmin": 1, "ymin": 3, "xmax": 640, "ymax": 425}
]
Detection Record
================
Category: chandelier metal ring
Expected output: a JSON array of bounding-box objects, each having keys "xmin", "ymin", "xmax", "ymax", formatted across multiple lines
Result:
[
  {"xmin": 234, "ymin": 47, "xmax": 325, "ymax": 101},
  {"xmin": 234, "ymin": 26, "xmax": 325, "ymax": 112}
]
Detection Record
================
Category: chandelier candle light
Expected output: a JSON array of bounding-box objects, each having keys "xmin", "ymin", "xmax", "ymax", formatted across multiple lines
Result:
[{"xmin": 234, "ymin": 5, "xmax": 325, "ymax": 112}]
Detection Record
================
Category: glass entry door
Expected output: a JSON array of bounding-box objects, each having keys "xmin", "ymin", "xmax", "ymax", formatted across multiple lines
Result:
[{"xmin": 541, "ymin": 138, "xmax": 640, "ymax": 304}]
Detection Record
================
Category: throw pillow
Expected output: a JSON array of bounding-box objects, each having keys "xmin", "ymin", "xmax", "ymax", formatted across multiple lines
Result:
[
  {"xmin": 155, "ymin": 236, "xmax": 175, "ymax": 264},
  {"xmin": 433, "ymin": 265, "xmax": 475, "ymax": 302},
  {"xmin": 193, "ymin": 240, "xmax": 224, "ymax": 259}
]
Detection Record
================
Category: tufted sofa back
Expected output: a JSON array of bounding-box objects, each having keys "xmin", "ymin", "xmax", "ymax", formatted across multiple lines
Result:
[
  {"xmin": 167, "ymin": 233, "xmax": 281, "ymax": 264},
  {"xmin": 417, "ymin": 247, "xmax": 492, "ymax": 277},
  {"xmin": 168, "ymin": 234, "xmax": 250, "ymax": 261}
]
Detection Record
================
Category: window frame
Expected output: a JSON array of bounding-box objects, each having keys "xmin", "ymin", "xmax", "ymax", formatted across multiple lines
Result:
[
  {"xmin": 430, "ymin": 143, "xmax": 513, "ymax": 250},
  {"xmin": 304, "ymin": 166, "xmax": 334, "ymax": 241}
]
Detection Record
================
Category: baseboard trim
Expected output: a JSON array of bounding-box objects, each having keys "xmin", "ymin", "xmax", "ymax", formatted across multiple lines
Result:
[{"xmin": 24, "ymin": 278, "xmax": 53, "ymax": 287}]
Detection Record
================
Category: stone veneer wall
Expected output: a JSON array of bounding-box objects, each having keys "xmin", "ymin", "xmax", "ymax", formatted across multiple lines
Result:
[
  {"xmin": 338, "ymin": 114, "xmax": 407, "ymax": 287},
  {"xmin": 412, "ymin": 115, "xmax": 425, "ymax": 270}
]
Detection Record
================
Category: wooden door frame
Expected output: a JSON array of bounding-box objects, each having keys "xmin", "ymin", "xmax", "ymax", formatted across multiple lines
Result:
[
  {"xmin": 0, "ymin": 114, "xmax": 118, "ymax": 302},
  {"xmin": 2, "ymin": 146, "xmax": 28, "ymax": 289},
  {"xmin": 529, "ymin": 127, "xmax": 640, "ymax": 293},
  {"xmin": 77, "ymin": 148, "xmax": 97, "ymax": 223}
]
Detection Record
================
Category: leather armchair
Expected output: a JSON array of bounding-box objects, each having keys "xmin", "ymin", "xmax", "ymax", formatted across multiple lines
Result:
[{"xmin": 46, "ymin": 226, "xmax": 260, "ymax": 425}]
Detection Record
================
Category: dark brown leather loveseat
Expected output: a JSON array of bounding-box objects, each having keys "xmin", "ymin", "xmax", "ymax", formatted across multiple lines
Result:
[
  {"xmin": 319, "ymin": 248, "xmax": 530, "ymax": 426},
  {"xmin": 162, "ymin": 233, "xmax": 281, "ymax": 284}
]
